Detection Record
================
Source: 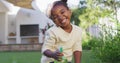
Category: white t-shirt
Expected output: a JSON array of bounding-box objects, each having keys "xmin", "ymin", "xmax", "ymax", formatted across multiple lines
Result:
[{"xmin": 41, "ymin": 24, "xmax": 82, "ymax": 63}]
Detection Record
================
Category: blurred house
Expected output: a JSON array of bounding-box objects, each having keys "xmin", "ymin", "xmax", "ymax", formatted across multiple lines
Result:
[{"xmin": 0, "ymin": 0, "xmax": 54, "ymax": 44}]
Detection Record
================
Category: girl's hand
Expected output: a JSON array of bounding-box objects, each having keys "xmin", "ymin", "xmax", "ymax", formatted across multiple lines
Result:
[{"xmin": 51, "ymin": 49, "xmax": 64, "ymax": 61}]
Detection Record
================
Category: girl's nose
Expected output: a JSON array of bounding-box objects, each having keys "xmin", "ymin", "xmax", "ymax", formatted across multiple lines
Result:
[{"xmin": 58, "ymin": 15, "xmax": 63, "ymax": 21}]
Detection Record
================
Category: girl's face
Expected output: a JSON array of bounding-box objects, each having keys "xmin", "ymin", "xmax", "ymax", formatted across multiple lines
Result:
[{"xmin": 51, "ymin": 5, "xmax": 72, "ymax": 28}]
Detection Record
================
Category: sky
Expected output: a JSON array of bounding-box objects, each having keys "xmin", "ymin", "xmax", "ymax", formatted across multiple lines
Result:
[{"xmin": 33, "ymin": 0, "xmax": 80, "ymax": 13}]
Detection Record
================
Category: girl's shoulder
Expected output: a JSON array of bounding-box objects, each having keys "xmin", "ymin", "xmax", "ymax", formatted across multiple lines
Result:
[
  {"xmin": 46, "ymin": 25, "xmax": 60, "ymax": 32},
  {"xmin": 72, "ymin": 24, "xmax": 82, "ymax": 32}
]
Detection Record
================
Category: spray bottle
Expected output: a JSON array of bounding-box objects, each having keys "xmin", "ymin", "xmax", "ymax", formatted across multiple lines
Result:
[{"xmin": 54, "ymin": 47, "xmax": 68, "ymax": 63}]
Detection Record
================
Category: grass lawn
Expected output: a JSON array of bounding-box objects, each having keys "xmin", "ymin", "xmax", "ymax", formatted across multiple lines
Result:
[
  {"xmin": 0, "ymin": 50, "xmax": 101, "ymax": 63},
  {"xmin": 81, "ymin": 50, "xmax": 101, "ymax": 63}
]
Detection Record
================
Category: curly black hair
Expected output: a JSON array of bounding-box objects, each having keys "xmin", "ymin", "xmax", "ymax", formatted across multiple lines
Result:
[{"xmin": 61, "ymin": 0, "xmax": 67, "ymax": 3}]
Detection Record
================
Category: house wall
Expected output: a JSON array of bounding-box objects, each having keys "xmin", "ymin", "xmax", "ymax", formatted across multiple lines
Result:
[
  {"xmin": 0, "ymin": 12, "xmax": 8, "ymax": 44},
  {"xmin": 15, "ymin": 8, "xmax": 54, "ymax": 44},
  {"xmin": 8, "ymin": 15, "xmax": 16, "ymax": 35}
]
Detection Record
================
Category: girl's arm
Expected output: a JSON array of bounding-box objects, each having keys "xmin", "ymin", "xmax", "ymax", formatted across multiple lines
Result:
[
  {"xmin": 73, "ymin": 51, "xmax": 82, "ymax": 63},
  {"xmin": 43, "ymin": 49, "xmax": 53, "ymax": 58},
  {"xmin": 43, "ymin": 49, "xmax": 63, "ymax": 60}
]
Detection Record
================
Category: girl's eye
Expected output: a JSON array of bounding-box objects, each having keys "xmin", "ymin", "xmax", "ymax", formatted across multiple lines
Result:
[{"xmin": 61, "ymin": 11, "xmax": 64, "ymax": 14}]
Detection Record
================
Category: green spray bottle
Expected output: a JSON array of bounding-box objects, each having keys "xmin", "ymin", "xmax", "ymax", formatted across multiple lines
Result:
[{"xmin": 54, "ymin": 47, "xmax": 68, "ymax": 63}]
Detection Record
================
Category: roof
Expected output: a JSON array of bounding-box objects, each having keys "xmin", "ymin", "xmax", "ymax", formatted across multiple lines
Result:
[{"xmin": 6, "ymin": 0, "xmax": 32, "ymax": 9}]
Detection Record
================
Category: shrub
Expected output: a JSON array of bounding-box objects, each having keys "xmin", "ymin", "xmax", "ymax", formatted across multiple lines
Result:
[
  {"xmin": 90, "ymin": 27, "xmax": 120, "ymax": 63},
  {"xmin": 82, "ymin": 32, "xmax": 92, "ymax": 50}
]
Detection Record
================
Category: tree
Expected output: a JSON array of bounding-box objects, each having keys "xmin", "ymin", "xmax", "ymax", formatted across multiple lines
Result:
[
  {"xmin": 96, "ymin": 0, "xmax": 120, "ymax": 34},
  {"xmin": 71, "ymin": 0, "xmax": 113, "ymax": 29}
]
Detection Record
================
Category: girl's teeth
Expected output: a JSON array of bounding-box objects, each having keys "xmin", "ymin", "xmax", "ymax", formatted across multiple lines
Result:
[{"xmin": 62, "ymin": 19, "xmax": 66, "ymax": 23}]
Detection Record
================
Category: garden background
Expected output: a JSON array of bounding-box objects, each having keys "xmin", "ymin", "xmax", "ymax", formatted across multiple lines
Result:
[{"xmin": 0, "ymin": 0, "xmax": 120, "ymax": 63}]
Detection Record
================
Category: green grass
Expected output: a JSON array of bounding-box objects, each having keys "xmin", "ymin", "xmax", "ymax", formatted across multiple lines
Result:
[
  {"xmin": 0, "ymin": 52, "xmax": 41, "ymax": 63},
  {"xmin": 0, "ymin": 50, "xmax": 101, "ymax": 63},
  {"xmin": 81, "ymin": 50, "xmax": 101, "ymax": 63}
]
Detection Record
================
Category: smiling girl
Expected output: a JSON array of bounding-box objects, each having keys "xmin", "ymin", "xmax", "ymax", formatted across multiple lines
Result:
[{"xmin": 41, "ymin": 0, "xmax": 82, "ymax": 63}]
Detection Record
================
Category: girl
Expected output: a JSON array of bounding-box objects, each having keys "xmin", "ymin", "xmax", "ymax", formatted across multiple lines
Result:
[{"xmin": 41, "ymin": 0, "xmax": 82, "ymax": 63}]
